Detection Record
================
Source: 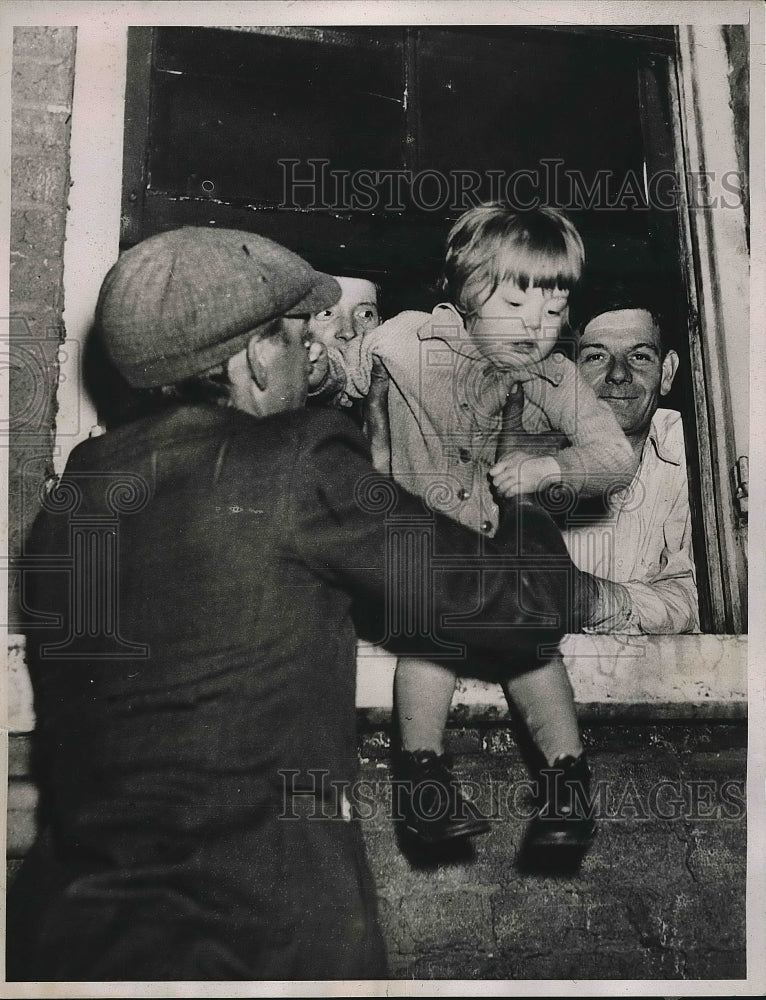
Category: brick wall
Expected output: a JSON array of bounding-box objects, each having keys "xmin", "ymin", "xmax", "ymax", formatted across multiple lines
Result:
[
  {"xmin": 358, "ymin": 722, "xmax": 746, "ymax": 979},
  {"xmin": 9, "ymin": 27, "xmax": 76, "ymax": 620}
]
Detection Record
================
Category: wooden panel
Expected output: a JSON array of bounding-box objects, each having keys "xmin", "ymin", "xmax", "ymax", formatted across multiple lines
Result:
[
  {"xmin": 671, "ymin": 28, "xmax": 748, "ymax": 633},
  {"xmin": 148, "ymin": 26, "xmax": 405, "ymax": 205},
  {"xmin": 122, "ymin": 24, "xmax": 668, "ymax": 324},
  {"xmin": 120, "ymin": 27, "xmax": 154, "ymax": 248}
]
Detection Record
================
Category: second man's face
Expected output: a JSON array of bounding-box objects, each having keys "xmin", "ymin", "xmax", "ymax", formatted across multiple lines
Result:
[
  {"xmin": 577, "ymin": 308, "xmax": 676, "ymax": 440},
  {"xmin": 307, "ymin": 276, "xmax": 380, "ymax": 357}
]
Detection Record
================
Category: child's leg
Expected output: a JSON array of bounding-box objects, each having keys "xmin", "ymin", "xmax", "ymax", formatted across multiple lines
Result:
[
  {"xmin": 393, "ymin": 656, "xmax": 489, "ymax": 844},
  {"xmin": 502, "ymin": 654, "xmax": 595, "ymax": 854},
  {"xmin": 394, "ymin": 656, "xmax": 457, "ymax": 754},
  {"xmin": 501, "ymin": 653, "xmax": 583, "ymax": 765}
]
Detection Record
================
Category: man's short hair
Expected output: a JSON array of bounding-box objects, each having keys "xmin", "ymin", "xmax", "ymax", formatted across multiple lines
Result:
[{"xmin": 570, "ymin": 277, "xmax": 672, "ymax": 355}]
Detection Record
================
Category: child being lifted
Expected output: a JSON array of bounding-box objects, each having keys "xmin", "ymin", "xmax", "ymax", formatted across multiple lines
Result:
[{"xmin": 335, "ymin": 204, "xmax": 637, "ymax": 854}]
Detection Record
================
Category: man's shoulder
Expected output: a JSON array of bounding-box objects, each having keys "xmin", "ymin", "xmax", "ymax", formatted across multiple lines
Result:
[
  {"xmin": 67, "ymin": 405, "xmax": 367, "ymax": 475},
  {"xmin": 652, "ymin": 407, "xmax": 684, "ymax": 434},
  {"xmin": 62, "ymin": 406, "xmax": 236, "ymax": 472},
  {"xmin": 220, "ymin": 406, "xmax": 369, "ymax": 465},
  {"xmin": 283, "ymin": 406, "xmax": 369, "ymax": 446}
]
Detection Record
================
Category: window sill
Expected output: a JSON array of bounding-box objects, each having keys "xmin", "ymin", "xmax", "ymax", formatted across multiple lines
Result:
[
  {"xmin": 7, "ymin": 632, "xmax": 747, "ymax": 734},
  {"xmin": 355, "ymin": 633, "xmax": 747, "ymax": 724}
]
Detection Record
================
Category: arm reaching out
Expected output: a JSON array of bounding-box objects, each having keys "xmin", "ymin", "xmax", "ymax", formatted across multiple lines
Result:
[{"xmin": 491, "ymin": 355, "xmax": 637, "ymax": 498}]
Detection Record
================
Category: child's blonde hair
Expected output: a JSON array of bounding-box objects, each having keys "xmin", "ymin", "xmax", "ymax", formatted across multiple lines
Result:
[{"xmin": 441, "ymin": 204, "xmax": 585, "ymax": 317}]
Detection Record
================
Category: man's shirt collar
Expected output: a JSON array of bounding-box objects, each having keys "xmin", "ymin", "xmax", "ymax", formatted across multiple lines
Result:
[{"xmin": 643, "ymin": 408, "xmax": 684, "ymax": 466}]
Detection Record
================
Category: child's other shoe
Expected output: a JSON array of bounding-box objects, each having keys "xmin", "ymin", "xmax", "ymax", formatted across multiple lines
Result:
[
  {"xmin": 394, "ymin": 749, "xmax": 491, "ymax": 845},
  {"xmin": 520, "ymin": 752, "xmax": 596, "ymax": 869}
]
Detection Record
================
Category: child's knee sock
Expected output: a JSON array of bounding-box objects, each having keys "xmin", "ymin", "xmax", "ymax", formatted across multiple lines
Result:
[
  {"xmin": 502, "ymin": 654, "xmax": 583, "ymax": 765},
  {"xmin": 394, "ymin": 657, "xmax": 458, "ymax": 754}
]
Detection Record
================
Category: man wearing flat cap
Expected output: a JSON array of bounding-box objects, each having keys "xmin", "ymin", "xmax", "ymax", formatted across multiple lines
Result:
[{"xmin": 9, "ymin": 227, "xmax": 590, "ymax": 982}]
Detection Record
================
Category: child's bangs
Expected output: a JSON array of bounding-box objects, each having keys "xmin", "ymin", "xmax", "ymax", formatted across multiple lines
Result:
[{"xmin": 495, "ymin": 238, "xmax": 582, "ymax": 293}]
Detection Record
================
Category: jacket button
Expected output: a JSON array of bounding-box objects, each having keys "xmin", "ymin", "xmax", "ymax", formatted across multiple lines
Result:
[
  {"xmin": 457, "ymin": 487, "xmax": 470, "ymax": 501},
  {"xmin": 458, "ymin": 448, "xmax": 471, "ymax": 462},
  {"xmin": 480, "ymin": 520, "xmax": 493, "ymax": 533}
]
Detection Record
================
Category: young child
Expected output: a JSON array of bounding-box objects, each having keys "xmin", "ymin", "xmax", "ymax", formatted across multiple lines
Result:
[{"xmin": 337, "ymin": 205, "xmax": 637, "ymax": 852}]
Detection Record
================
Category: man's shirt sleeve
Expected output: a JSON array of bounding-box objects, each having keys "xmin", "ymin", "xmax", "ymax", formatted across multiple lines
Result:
[
  {"xmin": 579, "ymin": 416, "xmax": 700, "ymax": 635},
  {"xmin": 586, "ymin": 479, "xmax": 700, "ymax": 634}
]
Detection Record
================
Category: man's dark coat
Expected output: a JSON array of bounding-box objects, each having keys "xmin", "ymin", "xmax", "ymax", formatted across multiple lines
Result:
[{"xmin": 8, "ymin": 404, "xmax": 575, "ymax": 981}]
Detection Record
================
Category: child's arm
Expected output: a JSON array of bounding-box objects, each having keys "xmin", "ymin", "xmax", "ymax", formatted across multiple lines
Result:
[{"xmin": 491, "ymin": 355, "xmax": 637, "ymax": 499}]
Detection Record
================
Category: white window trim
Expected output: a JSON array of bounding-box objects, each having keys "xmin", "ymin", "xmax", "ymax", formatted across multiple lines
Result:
[
  {"xmin": 672, "ymin": 24, "xmax": 749, "ymax": 634},
  {"xmin": 7, "ymin": 634, "xmax": 748, "ymax": 734}
]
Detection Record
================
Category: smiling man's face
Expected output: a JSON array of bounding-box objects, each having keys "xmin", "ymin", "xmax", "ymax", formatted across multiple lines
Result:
[{"xmin": 577, "ymin": 308, "xmax": 679, "ymax": 446}]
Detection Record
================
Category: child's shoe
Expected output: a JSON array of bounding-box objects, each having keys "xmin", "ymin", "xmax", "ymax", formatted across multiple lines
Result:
[
  {"xmin": 525, "ymin": 752, "xmax": 596, "ymax": 851},
  {"xmin": 393, "ymin": 749, "xmax": 491, "ymax": 845}
]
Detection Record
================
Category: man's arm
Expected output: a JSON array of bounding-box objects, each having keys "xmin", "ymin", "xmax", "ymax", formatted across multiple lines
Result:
[
  {"xmin": 289, "ymin": 410, "xmax": 575, "ymax": 664},
  {"xmin": 580, "ymin": 484, "xmax": 700, "ymax": 634}
]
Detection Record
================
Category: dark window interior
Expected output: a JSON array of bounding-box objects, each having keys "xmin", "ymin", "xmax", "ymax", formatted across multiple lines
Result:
[
  {"xmin": 116, "ymin": 23, "xmax": 688, "ymax": 405},
  {"xmin": 149, "ymin": 27, "xmax": 406, "ymax": 205},
  {"xmin": 123, "ymin": 26, "xmax": 681, "ymax": 312}
]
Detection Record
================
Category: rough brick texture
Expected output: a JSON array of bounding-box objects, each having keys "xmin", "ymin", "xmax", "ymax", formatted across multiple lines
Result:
[
  {"xmin": 359, "ymin": 722, "xmax": 746, "ymax": 981},
  {"xmin": 8, "ymin": 721, "xmax": 745, "ymax": 981},
  {"xmin": 9, "ymin": 27, "xmax": 76, "ymax": 620}
]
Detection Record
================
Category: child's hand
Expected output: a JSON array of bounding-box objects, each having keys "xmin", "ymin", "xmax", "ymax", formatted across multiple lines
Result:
[
  {"xmin": 490, "ymin": 453, "xmax": 561, "ymax": 498},
  {"xmin": 307, "ymin": 340, "xmax": 329, "ymax": 390}
]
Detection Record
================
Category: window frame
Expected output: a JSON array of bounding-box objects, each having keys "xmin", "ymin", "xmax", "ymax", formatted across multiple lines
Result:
[
  {"xmin": 118, "ymin": 23, "xmax": 748, "ymax": 637},
  {"xmin": 670, "ymin": 24, "xmax": 749, "ymax": 634}
]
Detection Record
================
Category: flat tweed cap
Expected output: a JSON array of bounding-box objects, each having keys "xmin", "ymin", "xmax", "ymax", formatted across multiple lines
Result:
[{"xmin": 96, "ymin": 227, "xmax": 341, "ymax": 388}]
